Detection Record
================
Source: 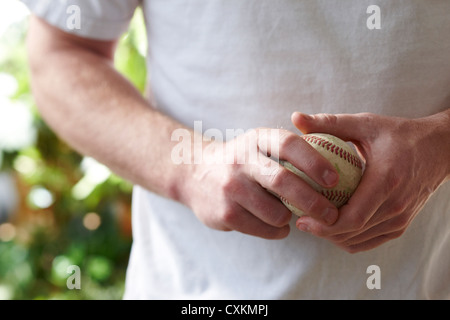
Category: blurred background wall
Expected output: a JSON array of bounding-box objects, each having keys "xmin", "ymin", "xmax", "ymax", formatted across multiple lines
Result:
[{"xmin": 0, "ymin": 0, "xmax": 148, "ymax": 300}]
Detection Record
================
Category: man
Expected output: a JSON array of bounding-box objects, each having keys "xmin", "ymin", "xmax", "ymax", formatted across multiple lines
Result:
[{"xmin": 23, "ymin": 0, "xmax": 450, "ymax": 299}]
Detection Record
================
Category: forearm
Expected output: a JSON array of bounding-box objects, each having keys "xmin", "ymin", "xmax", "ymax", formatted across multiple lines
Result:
[{"xmin": 27, "ymin": 21, "xmax": 192, "ymax": 201}]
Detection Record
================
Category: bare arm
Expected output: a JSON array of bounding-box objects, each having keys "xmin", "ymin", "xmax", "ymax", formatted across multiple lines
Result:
[{"xmin": 26, "ymin": 16, "xmax": 189, "ymax": 201}]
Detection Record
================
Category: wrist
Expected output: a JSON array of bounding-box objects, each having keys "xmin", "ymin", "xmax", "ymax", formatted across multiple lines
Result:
[
  {"xmin": 416, "ymin": 109, "xmax": 450, "ymax": 181},
  {"xmin": 433, "ymin": 111, "xmax": 450, "ymax": 181},
  {"xmin": 166, "ymin": 129, "xmax": 217, "ymax": 207}
]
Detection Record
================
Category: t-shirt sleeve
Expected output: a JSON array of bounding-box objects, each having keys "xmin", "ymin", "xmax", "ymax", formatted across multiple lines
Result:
[{"xmin": 21, "ymin": 0, "xmax": 142, "ymax": 40}]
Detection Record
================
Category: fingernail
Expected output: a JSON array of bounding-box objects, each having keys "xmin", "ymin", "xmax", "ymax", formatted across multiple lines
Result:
[
  {"xmin": 322, "ymin": 207, "xmax": 338, "ymax": 225},
  {"xmin": 297, "ymin": 223, "xmax": 310, "ymax": 233},
  {"xmin": 322, "ymin": 169, "xmax": 338, "ymax": 187},
  {"xmin": 301, "ymin": 113, "xmax": 313, "ymax": 121}
]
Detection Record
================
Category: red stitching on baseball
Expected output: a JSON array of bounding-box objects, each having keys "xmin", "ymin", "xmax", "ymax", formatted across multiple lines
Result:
[
  {"xmin": 302, "ymin": 135, "xmax": 362, "ymax": 169},
  {"xmin": 281, "ymin": 190, "xmax": 351, "ymax": 209},
  {"xmin": 321, "ymin": 189, "xmax": 351, "ymax": 206}
]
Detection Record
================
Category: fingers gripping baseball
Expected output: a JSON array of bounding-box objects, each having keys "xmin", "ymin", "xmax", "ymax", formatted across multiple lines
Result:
[
  {"xmin": 255, "ymin": 128, "xmax": 340, "ymax": 189},
  {"xmin": 291, "ymin": 112, "xmax": 448, "ymax": 253},
  {"xmin": 185, "ymin": 128, "xmax": 343, "ymax": 239},
  {"xmin": 188, "ymin": 160, "xmax": 292, "ymax": 240},
  {"xmin": 291, "ymin": 112, "xmax": 374, "ymax": 142},
  {"xmin": 270, "ymin": 134, "xmax": 363, "ymax": 222},
  {"xmin": 251, "ymin": 129, "xmax": 342, "ymax": 224}
]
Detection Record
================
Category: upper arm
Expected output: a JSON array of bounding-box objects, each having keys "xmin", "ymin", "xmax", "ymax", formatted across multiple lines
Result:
[{"xmin": 26, "ymin": 15, "xmax": 118, "ymax": 64}]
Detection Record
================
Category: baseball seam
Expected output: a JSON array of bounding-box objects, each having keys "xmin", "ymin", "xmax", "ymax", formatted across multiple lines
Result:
[
  {"xmin": 281, "ymin": 190, "xmax": 351, "ymax": 209},
  {"xmin": 302, "ymin": 135, "xmax": 363, "ymax": 169},
  {"xmin": 321, "ymin": 189, "xmax": 351, "ymax": 206}
]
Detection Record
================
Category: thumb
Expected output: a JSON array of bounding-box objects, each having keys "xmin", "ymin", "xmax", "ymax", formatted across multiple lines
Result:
[{"xmin": 291, "ymin": 112, "xmax": 373, "ymax": 142}]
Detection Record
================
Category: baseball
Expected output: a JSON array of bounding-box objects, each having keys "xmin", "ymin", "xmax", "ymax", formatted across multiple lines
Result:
[{"xmin": 279, "ymin": 133, "xmax": 364, "ymax": 216}]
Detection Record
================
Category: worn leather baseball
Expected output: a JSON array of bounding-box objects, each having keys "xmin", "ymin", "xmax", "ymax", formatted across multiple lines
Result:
[{"xmin": 279, "ymin": 133, "xmax": 364, "ymax": 216}]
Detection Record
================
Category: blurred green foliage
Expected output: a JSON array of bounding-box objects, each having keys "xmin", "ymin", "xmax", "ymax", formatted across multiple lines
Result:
[{"xmin": 0, "ymin": 7, "xmax": 147, "ymax": 300}]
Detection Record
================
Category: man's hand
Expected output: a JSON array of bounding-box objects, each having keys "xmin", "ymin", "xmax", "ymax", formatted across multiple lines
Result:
[
  {"xmin": 291, "ymin": 111, "xmax": 450, "ymax": 253},
  {"xmin": 179, "ymin": 128, "xmax": 341, "ymax": 239}
]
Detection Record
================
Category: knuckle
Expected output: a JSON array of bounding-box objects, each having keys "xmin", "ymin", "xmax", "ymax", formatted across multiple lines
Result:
[
  {"xmin": 357, "ymin": 112, "xmax": 380, "ymax": 141},
  {"xmin": 358, "ymin": 112, "xmax": 378, "ymax": 126},
  {"xmin": 278, "ymin": 131, "xmax": 299, "ymax": 151},
  {"xmin": 380, "ymin": 203, "xmax": 405, "ymax": 223},
  {"xmin": 268, "ymin": 166, "xmax": 288, "ymax": 189},
  {"xmin": 390, "ymin": 199, "xmax": 409, "ymax": 215},
  {"xmin": 255, "ymin": 198, "xmax": 291, "ymax": 228},
  {"xmin": 297, "ymin": 155, "xmax": 316, "ymax": 173},
  {"xmin": 222, "ymin": 176, "xmax": 242, "ymax": 197},
  {"xmin": 390, "ymin": 213, "xmax": 410, "ymax": 232},
  {"xmin": 319, "ymin": 113, "xmax": 339, "ymax": 126},
  {"xmin": 359, "ymin": 112, "xmax": 376, "ymax": 120},
  {"xmin": 304, "ymin": 194, "xmax": 323, "ymax": 215},
  {"xmin": 221, "ymin": 207, "xmax": 239, "ymax": 226}
]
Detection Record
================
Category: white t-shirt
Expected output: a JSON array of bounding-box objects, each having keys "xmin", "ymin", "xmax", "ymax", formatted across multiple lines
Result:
[{"xmin": 23, "ymin": 0, "xmax": 450, "ymax": 299}]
